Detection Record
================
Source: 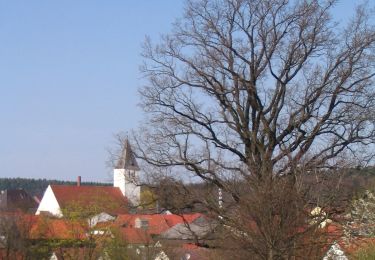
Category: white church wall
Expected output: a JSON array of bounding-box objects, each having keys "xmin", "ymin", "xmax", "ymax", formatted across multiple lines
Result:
[
  {"xmin": 114, "ymin": 169, "xmax": 126, "ymax": 196},
  {"xmin": 113, "ymin": 169, "xmax": 140, "ymax": 206},
  {"xmin": 126, "ymin": 183, "xmax": 141, "ymax": 207}
]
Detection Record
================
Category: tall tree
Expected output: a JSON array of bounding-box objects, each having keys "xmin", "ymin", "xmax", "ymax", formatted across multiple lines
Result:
[{"xmin": 134, "ymin": 0, "xmax": 375, "ymax": 258}]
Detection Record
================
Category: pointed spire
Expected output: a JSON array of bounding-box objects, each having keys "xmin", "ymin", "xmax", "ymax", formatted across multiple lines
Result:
[{"xmin": 116, "ymin": 139, "xmax": 140, "ymax": 170}]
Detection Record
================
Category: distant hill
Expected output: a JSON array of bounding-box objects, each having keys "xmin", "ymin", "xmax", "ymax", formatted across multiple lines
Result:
[{"xmin": 0, "ymin": 178, "xmax": 111, "ymax": 198}]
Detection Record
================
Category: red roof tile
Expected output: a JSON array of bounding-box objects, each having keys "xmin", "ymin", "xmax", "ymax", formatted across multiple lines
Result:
[
  {"xmin": 119, "ymin": 228, "xmax": 153, "ymax": 244},
  {"xmin": 115, "ymin": 213, "xmax": 205, "ymax": 235},
  {"xmin": 338, "ymin": 237, "xmax": 375, "ymax": 255},
  {"xmin": 115, "ymin": 214, "xmax": 171, "ymax": 235},
  {"xmin": 182, "ymin": 243, "xmax": 200, "ymax": 249},
  {"xmin": 163, "ymin": 213, "xmax": 203, "ymax": 227},
  {"xmin": 50, "ymin": 185, "xmax": 128, "ymax": 215}
]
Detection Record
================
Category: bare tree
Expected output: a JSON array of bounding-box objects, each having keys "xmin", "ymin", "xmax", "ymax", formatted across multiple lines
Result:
[{"xmin": 133, "ymin": 0, "xmax": 375, "ymax": 258}]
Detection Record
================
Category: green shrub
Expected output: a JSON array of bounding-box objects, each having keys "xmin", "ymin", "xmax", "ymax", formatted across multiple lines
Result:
[{"xmin": 352, "ymin": 245, "xmax": 375, "ymax": 260}]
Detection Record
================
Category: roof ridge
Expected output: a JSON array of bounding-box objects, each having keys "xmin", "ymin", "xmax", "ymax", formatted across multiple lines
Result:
[{"xmin": 50, "ymin": 184, "xmax": 117, "ymax": 188}]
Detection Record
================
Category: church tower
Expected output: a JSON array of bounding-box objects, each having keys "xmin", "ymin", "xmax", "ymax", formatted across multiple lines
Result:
[{"xmin": 113, "ymin": 139, "xmax": 140, "ymax": 206}]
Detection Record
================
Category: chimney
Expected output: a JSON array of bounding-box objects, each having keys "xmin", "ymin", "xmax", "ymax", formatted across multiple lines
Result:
[{"xmin": 77, "ymin": 176, "xmax": 81, "ymax": 187}]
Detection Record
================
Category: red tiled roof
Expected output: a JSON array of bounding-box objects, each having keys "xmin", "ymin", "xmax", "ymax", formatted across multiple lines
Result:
[
  {"xmin": 326, "ymin": 223, "xmax": 343, "ymax": 237},
  {"xmin": 338, "ymin": 237, "xmax": 375, "ymax": 255},
  {"xmin": 182, "ymin": 243, "xmax": 200, "ymax": 249},
  {"xmin": 119, "ymin": 228, "xmax": 153, "ymax": 244},
  {"xmin": 50, "ymin": 185, "xmax": 128, "ymax": 215},
  {"xmin": 115, "ymin": 214, "xmax": 171, "ymax": 235},
  {"xmin": 163, "ymin": 213, "xmax": 203, "ymax": 227},
  {"xmin": 115, "ymin": 213, "xmax": 205, "ymax": 235}
]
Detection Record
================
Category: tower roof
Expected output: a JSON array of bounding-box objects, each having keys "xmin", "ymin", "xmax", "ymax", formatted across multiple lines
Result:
[{"xmin": 116, "ymin": 139, "xmax": 140, "ymax": 170}]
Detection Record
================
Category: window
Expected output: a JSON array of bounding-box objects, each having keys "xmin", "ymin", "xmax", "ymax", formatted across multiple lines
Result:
[{"xmin": 135, "ymin": 218, "xmax": 149, "ymax": 230}]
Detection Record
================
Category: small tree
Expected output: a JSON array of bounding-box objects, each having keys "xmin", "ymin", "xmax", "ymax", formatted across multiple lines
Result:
[
  {"xmin": 0, "ymin": 215, "xmax": 23, "ymax": 260},
  {"xmin": 100, "ymin": 227, "xmax": 130, "ymax": 260}
]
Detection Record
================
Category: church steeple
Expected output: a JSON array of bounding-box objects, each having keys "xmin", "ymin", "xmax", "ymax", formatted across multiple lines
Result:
[
  {"xmin": 113, "ymin": 139, "xmax": 141, "ymax": 206},
  {"xmin": 116, "ymin": 139, "xmax": 140, "ymax": 171}
]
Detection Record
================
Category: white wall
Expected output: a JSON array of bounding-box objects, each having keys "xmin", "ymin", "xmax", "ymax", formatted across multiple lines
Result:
[
  {"xmin": 114, "ymin": 169, "xmax": 140, "ymax": 206},
  {"xmin": 35, "ymin": 185, "xmax": 62, "ymax": 217},
  {"xmin": 114, "ymin": 169, "xmax": 126, "ymax": 196}
]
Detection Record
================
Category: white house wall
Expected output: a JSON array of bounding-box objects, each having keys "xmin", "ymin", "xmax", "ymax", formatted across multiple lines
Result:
[{"xmin": 35, "ymin": 185, "xmax": 62, "ymax": 217}]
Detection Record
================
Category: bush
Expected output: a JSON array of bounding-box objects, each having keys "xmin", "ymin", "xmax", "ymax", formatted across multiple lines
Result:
[{"xmin": 352, "ymin": 245, "xmax": 375, "ymax": 260}]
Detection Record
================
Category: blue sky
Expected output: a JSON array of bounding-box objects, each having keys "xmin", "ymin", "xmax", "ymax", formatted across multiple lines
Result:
[{"xmin": 0, "ymin": 1, "xmax": 361, "ymax": 182}]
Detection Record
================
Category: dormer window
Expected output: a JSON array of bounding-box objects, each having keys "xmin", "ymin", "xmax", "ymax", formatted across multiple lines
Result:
[{"xmin": 135, "ymin": 218, "xmax": 149, "ymax": 230}]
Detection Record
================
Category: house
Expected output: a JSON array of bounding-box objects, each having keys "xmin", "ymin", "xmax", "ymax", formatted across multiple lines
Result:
[
  {"xmin": 35, "ymin": 184, "xmax": 129, "ymax": 217},
  {"xmin": 160, "ymin": 216, "xmax": 213, "ymax": 240},
  {"xmin": 163, "ymin": 213, "xmax": 204, "ymax": 227},
  {"xmin": 115, "ymin": 214, "xmax": 171, "ymax": 235},
  {"xmin": 119, "ymin": 227, "xmax": 153, "ymax": 245},
  {"xmin": 0, "ymin": 189, "xmax": 39, "ymax": 213},
  {"xmin": 115, "ymin": 213, "xmax": 206, "ymax": 236},
  {"xmin": 36, "ymin": 139, "xmax": 140, "ymax": 217}
]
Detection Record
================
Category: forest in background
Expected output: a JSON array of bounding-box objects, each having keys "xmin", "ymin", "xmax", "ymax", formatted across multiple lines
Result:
[
  {"xmin": 0, "ymin": 167, "xmax": 374, "ymax": 201},
  {"xmin": 0, "ymin": 178, "xmax": 111, "ymax": 198}
]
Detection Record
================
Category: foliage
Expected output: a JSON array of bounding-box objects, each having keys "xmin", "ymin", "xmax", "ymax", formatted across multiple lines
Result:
[
  {"xmin": 101, "ymin": 228, "xmax": 130, "ymax": 260},
  {"xmin": 135, "ymin": 0, "xmax": 375, "ymax": 258},
  {"xmin": 140, "ymin": 188, "xmax": 157, "ymax": 209},
  {"xmin": 352, "ymin": 245, "xmax": 375, "ymax": 260}
]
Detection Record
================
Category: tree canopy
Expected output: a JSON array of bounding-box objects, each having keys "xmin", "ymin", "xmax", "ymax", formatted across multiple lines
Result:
[{"xmin": 134, "ymin": 0, "xmax": 375, "ymax": 258}]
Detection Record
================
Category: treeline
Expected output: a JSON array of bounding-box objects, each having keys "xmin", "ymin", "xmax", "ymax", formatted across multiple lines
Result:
[
  {"xmin": 1, "ymin": 167, "xmax": 374, "ymax": 201},
  {"xmin": 0, "ymin": 178, "xmax": 111, "ymax": 197}
]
